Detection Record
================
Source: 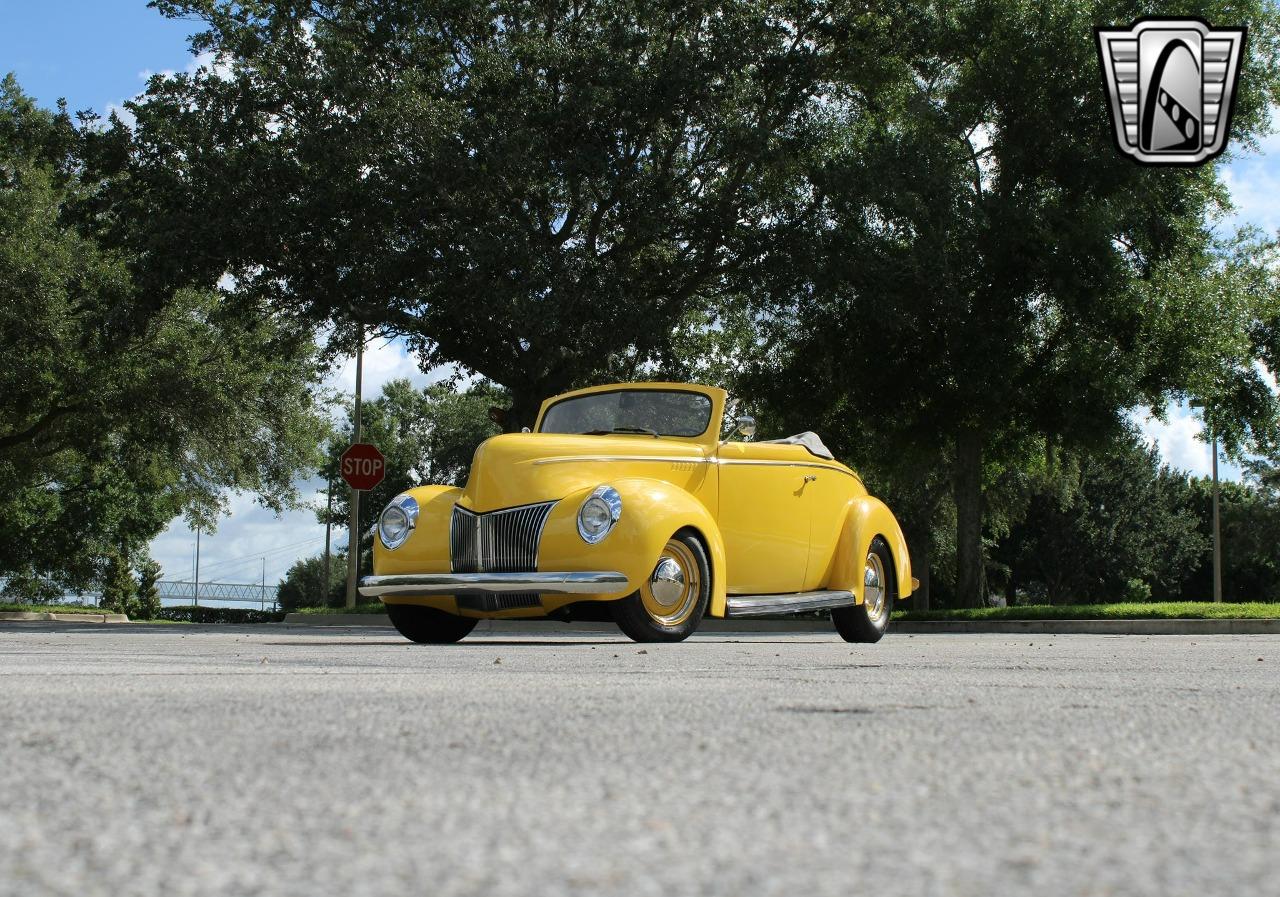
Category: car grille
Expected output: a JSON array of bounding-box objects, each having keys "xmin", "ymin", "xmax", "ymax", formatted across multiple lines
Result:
[
  {"xmin": 456, "ymin": 593, "xmax": 543, "ymax": 612},
  {"xmin": 450, "ymin": 501, "xmax": 558, "ymax": 573}
]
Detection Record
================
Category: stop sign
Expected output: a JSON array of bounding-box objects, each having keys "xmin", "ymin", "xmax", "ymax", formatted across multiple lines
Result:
[{"xmin": 339, "ymin": 443, "xmax": 386, "ymax": 491}]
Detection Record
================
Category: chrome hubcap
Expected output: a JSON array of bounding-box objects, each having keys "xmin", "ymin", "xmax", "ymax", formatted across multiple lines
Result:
[
  {"xmin": 864, "ymin": 553, "xmax": 886, "ymax": 622},
  {"xmin": 641, "ymin": 540, "xmax": 700, "ymax": 626},
  {"xmin": 650, "ymin": 557, "xmax": 686, "ymax": 604}
]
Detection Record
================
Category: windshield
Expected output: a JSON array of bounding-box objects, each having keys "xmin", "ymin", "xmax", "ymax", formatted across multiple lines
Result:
[{"xmin": 540, "ymin": 389, "xmax": 713, "ymax": 438}]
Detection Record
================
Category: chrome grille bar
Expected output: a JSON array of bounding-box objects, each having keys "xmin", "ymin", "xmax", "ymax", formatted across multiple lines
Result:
[{"xmin": 450, "ymin": 501, "xmax": 557, "ymax": 573}]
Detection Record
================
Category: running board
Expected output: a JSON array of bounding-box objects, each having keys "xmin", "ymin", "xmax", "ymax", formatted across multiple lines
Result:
[{"xmin": 725, "ymin": 590, "xmax": 857, "ymax": 618}]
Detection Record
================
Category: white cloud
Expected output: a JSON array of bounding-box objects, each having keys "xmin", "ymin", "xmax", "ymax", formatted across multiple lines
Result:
[
  {"xmin": 148, "ymin": 338, "xmax": 454, "ymax": 589},
  {"xmin": 326, "ymin": 336, "xmax": 446, "ymax": 396},
  {"xmin": 149, "ymin": 487, "xmax": 332, "ymax": 589},
  {"xmin": 1133, "ymin": 403, "xmax": 1243, "ymax": 481},
  {"xmin": 1220, "ymin": 104, "xmax": 1280, "ymax": 235},
  {"xmin": 101, "ymin": 101, "xmax": 136, "ymax": 130},
  {"xmin": 139, "ymin": 49, "xmax": 229, "ymax": 84},
  {"xmin": 1221, "ymin": 159, "xmax": 1280, "ymax": 235},
  {"xmin": 106, "ymin": 49, "xmax": 233, "ymax": 134}
]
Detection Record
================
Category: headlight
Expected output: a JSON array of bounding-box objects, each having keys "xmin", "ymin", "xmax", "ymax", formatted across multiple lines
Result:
[
  {"xmin": 378, "ymin": 494, "xmax": 419, "ymax": 550},
  {"xmin": 577, "ymin": 485, "xmax": 622, "ymax": 544}
]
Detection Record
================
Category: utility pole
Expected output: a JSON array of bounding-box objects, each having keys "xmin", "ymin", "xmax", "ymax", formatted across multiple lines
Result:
[
  {"xmin": 193, "ymin": 525, "xmax": 201, "ymax": 607},
  {"xmin": 345, "ymin": 326, "xmax": 364, "ymax": 609},
  {"xmin": 1191, "ymin": 400, "xmax": 1224, "ymax": 604},
  {"xmin": 323, "ymin": 472, "xmax": 333, "ymax": 605},
  {"xmin": 1211, "ymin": 432, "xmax": 1223, "ymax": 604}
]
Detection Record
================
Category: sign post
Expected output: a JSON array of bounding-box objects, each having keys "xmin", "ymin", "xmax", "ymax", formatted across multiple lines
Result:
[
  {"xmin": 340, "ymin": 329, "xmax": 385, "ymax": 608},
  {"xmin": 346, "ymin": 331, "xmax": 363, "ymax": 610},
  {"xmin": 340, "ymin": 439, "xmax": 385, "ymax": 607}
]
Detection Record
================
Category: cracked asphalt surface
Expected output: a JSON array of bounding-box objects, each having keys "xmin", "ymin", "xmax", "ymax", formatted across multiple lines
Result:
[{"xmin": 1, "ymin": 624, "xmax": 1277, "ymax": 896}]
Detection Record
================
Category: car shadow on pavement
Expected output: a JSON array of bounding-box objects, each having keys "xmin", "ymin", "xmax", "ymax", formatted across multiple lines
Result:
[{"xmin": 260, "ymin": 639, "xmax": 632, "ymax": 647}]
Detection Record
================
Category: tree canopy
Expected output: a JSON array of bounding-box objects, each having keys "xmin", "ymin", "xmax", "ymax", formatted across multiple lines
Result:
[
  {"xmin": 120, "ymin": 0, "xmax": 906, "ymax": 426},
  {"xmin": 990, "ymin": 430, "xmax": 1207, "ymax": 604},
  {"xmin": 6, "ymin": 0, "xmax": 1280, "ymax": 608},
  {"xmin": 0, "ymin": 75, "xmax": 330, "ymax": 590},
  {"xmin": 743, "ymin": 0, "xmax": 1280, "ymax": 605}
]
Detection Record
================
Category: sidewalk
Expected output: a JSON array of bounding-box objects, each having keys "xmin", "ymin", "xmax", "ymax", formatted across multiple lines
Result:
[{"xmin": 0, "ymin": 611, "xmax": 129, "ymax": 623}]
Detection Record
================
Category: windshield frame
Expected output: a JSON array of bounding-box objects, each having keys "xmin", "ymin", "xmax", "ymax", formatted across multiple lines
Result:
[{"xmin": 536, "ymin": 386, "xmax": 717, "ymax": 440}]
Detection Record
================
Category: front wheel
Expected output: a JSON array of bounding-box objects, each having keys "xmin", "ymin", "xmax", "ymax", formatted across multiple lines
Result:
[
  {"xmin": 386, "ymin": 603, "xmax": 478, "ymax": 643},
  {"xmin": 832, "ymin": 538, "xmax": 894, "ymax": 643},
  {"xmin": 610, "ymin": 531, "xmax": 710, "ymax": 643}
]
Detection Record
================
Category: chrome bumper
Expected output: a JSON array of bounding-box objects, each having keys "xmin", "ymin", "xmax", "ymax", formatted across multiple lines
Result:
[{"xmin": 358, "ymin": 571, "xmax": 629, "ymax": 598}]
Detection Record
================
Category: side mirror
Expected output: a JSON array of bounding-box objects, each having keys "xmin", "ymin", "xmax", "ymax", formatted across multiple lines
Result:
[{"xmin": 735, "ymin": 415, "xmax": 757, "ymax": 441}]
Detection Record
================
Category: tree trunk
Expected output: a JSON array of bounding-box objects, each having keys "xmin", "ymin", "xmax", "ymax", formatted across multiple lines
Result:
[
  {"xmin": 904, "ymin": 521, "xmax": 932, "ymax": 611},
  {"xmin": 503, "ymin": 387, "xmax": 544, "ymax": 433},
  {"xmin": 953, "ymin": 425, "xmax": 985, "ymax": 608}
]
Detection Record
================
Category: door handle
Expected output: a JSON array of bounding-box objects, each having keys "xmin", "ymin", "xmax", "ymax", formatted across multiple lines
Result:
[{"xmin": 803, "ymin": 474, "xmax": 818, "ymax": 483}]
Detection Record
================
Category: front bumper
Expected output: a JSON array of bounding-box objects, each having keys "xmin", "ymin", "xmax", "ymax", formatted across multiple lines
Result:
[{"xmin": 358, "ymin": 571, "xmax": 629, "ymax": 599}]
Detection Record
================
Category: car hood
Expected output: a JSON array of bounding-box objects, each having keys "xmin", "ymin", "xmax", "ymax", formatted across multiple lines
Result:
[{"xmin": 458, "ymin": 432, "xmax": 710, "ymax": 512}]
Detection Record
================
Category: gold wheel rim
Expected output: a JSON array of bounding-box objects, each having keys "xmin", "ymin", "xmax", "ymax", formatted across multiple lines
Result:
[
  {"xmin": 864, "ymin": 551, "xmax": 887, "ymax": 623},
  {"xmin": 640, "ymin": 539, "xmax": 700, "ymax": 626}
]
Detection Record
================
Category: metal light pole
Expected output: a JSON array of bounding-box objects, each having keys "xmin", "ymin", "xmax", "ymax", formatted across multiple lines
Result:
[
  {"xmin": 193, "ymin": 525, "xmax": 201, "ymax": 607},
  {"xmin": 1211, "ymin": 432, "xmax": 1222, "ymax": 604},
  {"xmin": 345, "ymin": 327, "xmax": 364, "ymax": 609}
]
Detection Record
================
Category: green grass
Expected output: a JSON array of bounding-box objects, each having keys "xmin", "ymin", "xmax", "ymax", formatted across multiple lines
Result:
[
  {"xmin": 0, "ymin": 602, "xmax": 108, "ymax": 614},
  {"xmin": 290, "ymin": 602, "xmax": 386, "ymax": 614},
  {"xmin": 897, "ymin": 602, "xmax": 1280, "ymax": 621}
]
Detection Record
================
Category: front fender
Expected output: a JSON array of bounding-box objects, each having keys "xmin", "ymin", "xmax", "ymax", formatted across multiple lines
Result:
[
  {"xmin": 371, "ymin": 485, "xmax": 463, "ymax": 576},
  {"xmin": 826, "ymin": 497, "xmax": 913, "ymax": 601},
  {"xmin": 371, "ymin": 480, "xmax": 728, "ymax": 615},
  {"xmin": 538, "ymin": 477, "xmax": 729, "ymax": 615}
]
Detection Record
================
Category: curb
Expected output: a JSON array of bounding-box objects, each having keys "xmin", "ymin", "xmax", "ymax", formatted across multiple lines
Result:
[
  {"xmin": 893, "ymin": 619, "xmax": 1280, "ymax": 635},
  {"xmin": 0, "ymin": 611, "xmax": 129, "ymax": 623},
  {"xmin": 281, "ymin": 613, "xmax": 1280, "ymax": 635}
]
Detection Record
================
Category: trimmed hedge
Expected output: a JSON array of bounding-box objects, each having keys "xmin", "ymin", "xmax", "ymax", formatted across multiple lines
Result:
[{"xmin": 157, "ymin": 606, "xmax": 286, "ymax": 624}]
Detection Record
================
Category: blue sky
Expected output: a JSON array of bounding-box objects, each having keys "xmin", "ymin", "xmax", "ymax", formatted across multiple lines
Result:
[{"xmin": 3, "ymin": 3, "xmax": 1275, "ymax": 587}]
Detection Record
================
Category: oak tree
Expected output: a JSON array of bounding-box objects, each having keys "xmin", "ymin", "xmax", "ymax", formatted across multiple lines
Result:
[
  {"xmin": 747, "ymin": 0, "xmax": 1280, "ymax": 605},
  {"xmin": 128, "ymin": 0, "xmax": 895, "ymax": 427}
]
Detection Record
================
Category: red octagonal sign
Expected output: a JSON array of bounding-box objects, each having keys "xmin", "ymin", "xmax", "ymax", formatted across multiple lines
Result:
[{"xmin": 340, "ymin": 442, "xmax": 386, "ymax": 491}]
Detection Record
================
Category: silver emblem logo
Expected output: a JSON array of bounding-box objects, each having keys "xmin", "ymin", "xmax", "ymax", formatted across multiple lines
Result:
[{"xmin": 1096, "ymin": 18, "xmax": 1246, "ymax": 165}]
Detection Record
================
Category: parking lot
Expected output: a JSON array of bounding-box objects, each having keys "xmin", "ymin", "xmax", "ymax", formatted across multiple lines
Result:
[{"xmin": 2, "ymin": 624, "xmax": 1277, "ymax": 896}]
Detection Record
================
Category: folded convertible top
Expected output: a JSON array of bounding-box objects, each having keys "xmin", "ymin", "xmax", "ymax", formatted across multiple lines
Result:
[{"xmin": 759, "ymin": 431, "xmax": 834, "ymax": 460}]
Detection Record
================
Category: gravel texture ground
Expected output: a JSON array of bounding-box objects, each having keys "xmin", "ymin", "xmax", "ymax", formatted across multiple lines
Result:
[{"xmin": 1, "ymin": 624, "xmax": 1277, "ymax": 897}]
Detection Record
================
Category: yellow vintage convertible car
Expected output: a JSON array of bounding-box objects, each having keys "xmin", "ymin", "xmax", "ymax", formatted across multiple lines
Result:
[{"xmin": 359, "ymin": 382, "xmax": 913, "ymax": 643}]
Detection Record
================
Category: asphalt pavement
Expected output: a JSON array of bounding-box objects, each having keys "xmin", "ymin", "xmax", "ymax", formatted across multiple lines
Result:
[{"xmin": 1, "ymin": 624, "xmax": 1277, "ymax": 897}]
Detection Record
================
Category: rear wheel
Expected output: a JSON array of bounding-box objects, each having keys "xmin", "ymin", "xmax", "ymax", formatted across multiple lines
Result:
[
  {"xmin": 611, "ymin": 531, "xmax": 710, "ymax": 643},
  {"xmin": 832, "ymin": 538, "xmax": 894, "ymax": 643},
  {"xmin": 386, "ymin": 603, "xmax": 478, "ymax": 644}
]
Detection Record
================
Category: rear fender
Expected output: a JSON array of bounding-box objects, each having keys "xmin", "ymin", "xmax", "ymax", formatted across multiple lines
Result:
[{"xmin": 826, "ymin": 497, "xmax": 913, "ymax": 601}]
